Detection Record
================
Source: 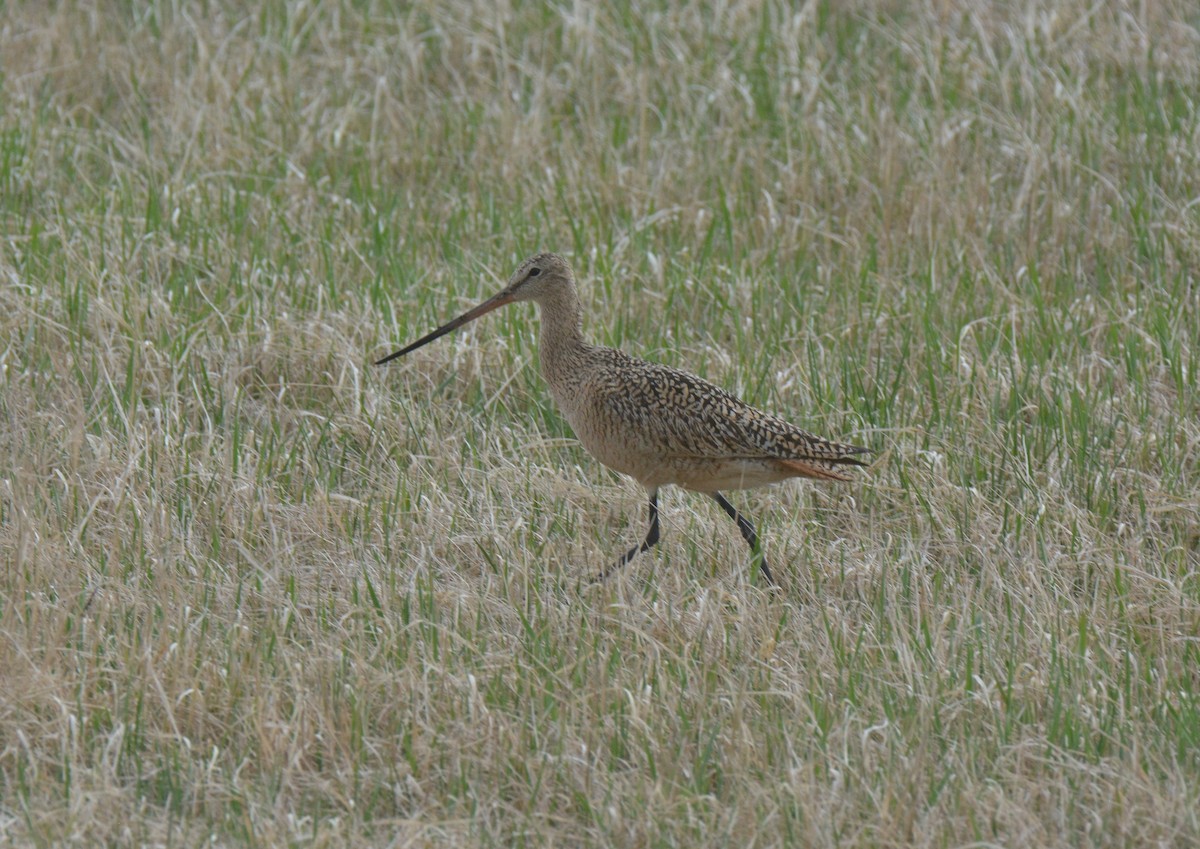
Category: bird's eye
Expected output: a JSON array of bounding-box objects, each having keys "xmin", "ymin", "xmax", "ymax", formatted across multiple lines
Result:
[{"xmin": 528, "ymin": 267, "xmax": 541, "ymax": 277}]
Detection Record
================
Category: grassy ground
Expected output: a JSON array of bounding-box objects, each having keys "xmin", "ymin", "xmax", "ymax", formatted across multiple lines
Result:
[{"xmin": 2, "ymin": 0, "xmax": 1199, "ymax": 846}]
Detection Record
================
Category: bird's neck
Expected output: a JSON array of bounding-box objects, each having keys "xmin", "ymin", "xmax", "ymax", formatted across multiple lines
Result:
[
  {"xmin": 535, "ymin": 283, "xmax": 589, "ymax": 399},
  {"xmin": 537, "ymin": 283, "xmax": 588, "ymax": 359}
]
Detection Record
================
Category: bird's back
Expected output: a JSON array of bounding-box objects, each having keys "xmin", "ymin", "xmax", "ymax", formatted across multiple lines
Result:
[{"xmin": 549, "ymin": 345, "xmax": 870, "ymax": 492}]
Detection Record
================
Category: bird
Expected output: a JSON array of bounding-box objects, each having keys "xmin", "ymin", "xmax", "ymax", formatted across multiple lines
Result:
[{"xmin": 375, "ymin": 253, "xmax": 871, "ymax": 586}]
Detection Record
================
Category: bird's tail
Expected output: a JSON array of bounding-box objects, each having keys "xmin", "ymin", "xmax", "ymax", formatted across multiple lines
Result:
[{"xmin": 775, "ymin": 444, "xmax": 872, "ymax": 482}]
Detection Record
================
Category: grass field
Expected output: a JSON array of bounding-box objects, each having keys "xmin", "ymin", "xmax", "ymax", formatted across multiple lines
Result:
[{"xmin": 2, "ymin": 1, "xmax": 1199, "ymax": 846}]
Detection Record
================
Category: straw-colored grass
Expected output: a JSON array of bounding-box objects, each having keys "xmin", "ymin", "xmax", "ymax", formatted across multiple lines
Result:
[{"xmin": 2, "ymin": 1, "xmax": 1198, "ymax": 846}]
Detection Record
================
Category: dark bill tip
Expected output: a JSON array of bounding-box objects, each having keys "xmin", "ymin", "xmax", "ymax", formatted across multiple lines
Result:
[{"xmin": 374, "ymin": 289, "xmax": 517, "ymax": 366}]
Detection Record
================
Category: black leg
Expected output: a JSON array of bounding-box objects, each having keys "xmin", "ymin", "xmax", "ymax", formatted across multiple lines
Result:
[
  {"xmin": 711, "ymin": 492, "xmax": 777, "ymax": 586},
  {"xmin": 594, "ymin": 490, "xmax": 660, "ymax": 582}
]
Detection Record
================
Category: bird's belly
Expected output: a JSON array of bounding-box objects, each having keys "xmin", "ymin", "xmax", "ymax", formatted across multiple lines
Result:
[
  {"xmin": 570, "ymin": 426, "xmax": 660, "ymax": 484},
  {"xmin": 571, "ymin": 419, "xmax": 790, "ymax": 492},
  {"xmin": 558, "ymin": 391, "xmax": 795, "ymax": 492},
  {"xmin": 657, "ymin": 458, "xmax": 795, "ymax": 492},
  {"xmin": 565, "ymin": 412, "xmax": 665, "ymax": 486}
]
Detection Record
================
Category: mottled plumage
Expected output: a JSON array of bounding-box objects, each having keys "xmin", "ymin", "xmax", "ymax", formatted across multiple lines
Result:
[
  {"xmin": 573, "ymin": 347, "xmax": 868, "ymax": 490},
  {"xmin": 376, "ymin": 252, "xmax": 871, "ymax": 585}
]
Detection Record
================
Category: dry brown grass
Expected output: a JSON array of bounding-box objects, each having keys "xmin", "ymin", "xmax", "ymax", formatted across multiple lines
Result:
[{"xmin": 2, "ymin": 1, "xmax": 1199, "ymax": 846}]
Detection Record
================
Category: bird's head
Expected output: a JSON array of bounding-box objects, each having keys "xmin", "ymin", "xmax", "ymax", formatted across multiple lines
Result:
[
  {"xmin": 500, "ymin": 252, "xmax": 574, "ymax": 304},
  {"xmin": 373, "ymin": 252, "xmax": 575, "ymax": 366}
]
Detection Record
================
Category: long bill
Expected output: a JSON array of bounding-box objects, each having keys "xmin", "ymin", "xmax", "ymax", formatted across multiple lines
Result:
[{"xmin": 374, "ymin": 289, "xmax": 517, "ymax": 365}]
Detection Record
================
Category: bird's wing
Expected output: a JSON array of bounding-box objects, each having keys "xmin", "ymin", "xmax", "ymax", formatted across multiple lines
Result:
[{"xmin": 587, "ymin": 351, "xmax": 870, "ymax": 468}]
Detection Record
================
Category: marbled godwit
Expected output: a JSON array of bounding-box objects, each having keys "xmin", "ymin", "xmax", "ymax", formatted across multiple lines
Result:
[{"xmin": 376, "ymin": 253, "xmax": 870, "ymax": 585}]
